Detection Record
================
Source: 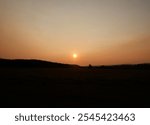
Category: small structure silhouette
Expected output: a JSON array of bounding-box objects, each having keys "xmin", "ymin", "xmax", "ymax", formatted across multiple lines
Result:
[{"xmin": 88, "ymin": 64, "xmax": 92, "ymax": 68}]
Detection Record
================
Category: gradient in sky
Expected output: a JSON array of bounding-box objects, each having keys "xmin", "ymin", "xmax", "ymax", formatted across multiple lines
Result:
[{"xmin": 0, "ymin": 0, "xmax": 150, "ymax": 65}]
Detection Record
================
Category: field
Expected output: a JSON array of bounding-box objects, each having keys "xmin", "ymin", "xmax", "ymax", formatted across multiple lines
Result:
[{"xmin": 0, "ymin": 66, "xmax": 150, "ymax": 107}]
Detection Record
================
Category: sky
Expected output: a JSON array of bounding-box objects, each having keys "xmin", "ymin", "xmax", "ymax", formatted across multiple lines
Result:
[{"xmin": 0, "ymin": 0, "xmax": 150, "ymax": 66}]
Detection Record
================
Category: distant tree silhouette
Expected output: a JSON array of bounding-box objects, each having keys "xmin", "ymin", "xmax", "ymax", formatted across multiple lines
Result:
[{"xmin": 88, "ymin": 64, "xmax": 92, "ymax": 68}]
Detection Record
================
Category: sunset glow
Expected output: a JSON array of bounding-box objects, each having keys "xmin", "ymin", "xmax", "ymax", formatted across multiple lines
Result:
[
  {"xmin": 73, "ymin": 53, "xmax": 78, "ymax": 59},
  {"xmin": 0, "ymin": 0, "xmax": 150, "ymax": 65}
]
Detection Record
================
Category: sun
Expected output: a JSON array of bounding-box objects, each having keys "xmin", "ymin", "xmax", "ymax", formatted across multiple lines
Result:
[{"xmin": 73, "ymin": 53, "xmax": 78, "ymax": 59}]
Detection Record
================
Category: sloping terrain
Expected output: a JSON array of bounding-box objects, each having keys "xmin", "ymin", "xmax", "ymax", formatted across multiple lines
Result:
[{"xmin": 0, "ymin": 59, "xmax": 150, "ymax": 107}]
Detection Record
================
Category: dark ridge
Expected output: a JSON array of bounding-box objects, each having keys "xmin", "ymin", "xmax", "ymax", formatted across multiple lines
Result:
[
  {"xmin": 0, "ymin": 58, "xmax": 79, "ymax": 68},
  {"xmin": 87, "ymin": 63, "xmax": 150, "ymax": 69},
  {"xmin": 0, "ymin": 58, "xmax": 150, "ymax": 107},
  {"xmin": 0, "ymin": 58, "xmax": 150, "ymax": 69}
]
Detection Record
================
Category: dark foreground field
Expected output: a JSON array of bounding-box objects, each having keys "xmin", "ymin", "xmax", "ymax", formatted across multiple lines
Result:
[{"xmin": 0, "ymin": 67, "xmax": 150, "ymax": 107}]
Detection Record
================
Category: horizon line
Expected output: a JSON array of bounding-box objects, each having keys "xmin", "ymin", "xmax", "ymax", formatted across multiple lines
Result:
[{"xmin": 0, "ymin": 58, "xmax": 150, "ymax": 67}]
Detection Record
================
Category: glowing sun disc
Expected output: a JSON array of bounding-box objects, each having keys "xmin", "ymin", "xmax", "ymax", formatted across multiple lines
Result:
[{"xmin": 73, "ymin": 53, "xmax": 78, "ymax": 59}]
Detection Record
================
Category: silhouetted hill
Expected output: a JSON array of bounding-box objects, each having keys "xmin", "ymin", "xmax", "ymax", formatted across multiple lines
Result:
[
  {"xmin": 0, "ymin": 58, "xmax": 150, "ymax": 69},
  {"xmin": 93, "ymin": 63, "xmax": 150, "ymax": 69},
  {"xmin": 0, "ymin": 58, "xmax": 150, "ymax": 107},
  {"xmin": 0, "ymin": 58, "xmax": 79, "ymax": 68}
]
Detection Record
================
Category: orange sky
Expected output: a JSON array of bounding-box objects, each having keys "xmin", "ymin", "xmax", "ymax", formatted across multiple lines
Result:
[{"xmin": 0, "ymin": 0, "xmax": 150, "ymax": 66}]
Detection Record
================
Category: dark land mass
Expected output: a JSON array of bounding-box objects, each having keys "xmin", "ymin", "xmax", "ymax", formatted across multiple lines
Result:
[{"xmin": 0, "ymin": 59, "xmax": 150, "ymax": 107}]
